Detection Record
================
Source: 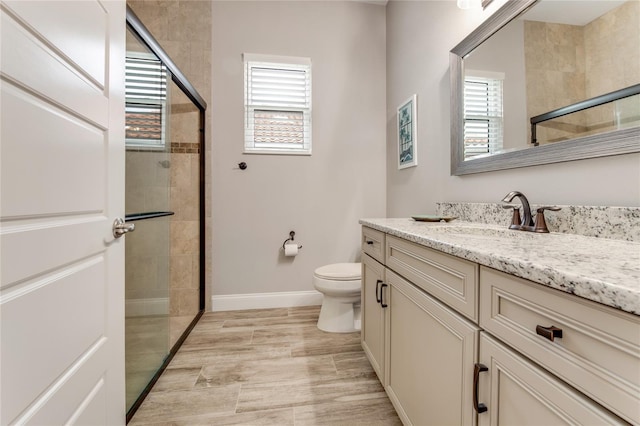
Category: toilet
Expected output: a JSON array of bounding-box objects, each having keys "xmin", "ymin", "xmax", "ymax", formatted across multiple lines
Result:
[{"xmin": 313, "ymin": 263, "xmax": 362, "ymax": 333}]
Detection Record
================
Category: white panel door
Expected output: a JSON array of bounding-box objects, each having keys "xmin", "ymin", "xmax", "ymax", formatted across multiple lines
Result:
[{"xmin": 0, "ymin": 1, "xmax": 126, "ymax": 424}]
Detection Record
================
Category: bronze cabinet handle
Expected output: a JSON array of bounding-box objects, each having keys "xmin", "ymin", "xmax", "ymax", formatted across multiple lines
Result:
[
  {"xmin": 375, "ymin": 280, "xmax": 382, "ymax": 303},
  {"xmin": 366, "ymin": 240, "xmax": 374, "ymax": 245},
  {"xmin": 380, "ymin": 283, "xmax": 388, "ymax": 308},
  {"xmin": 536, "ymin": 325, "xmax": 563, "ymax": 342},
  {"xmin": 473, "ymin": 363, "xmax": 488, "ymax": 413}
]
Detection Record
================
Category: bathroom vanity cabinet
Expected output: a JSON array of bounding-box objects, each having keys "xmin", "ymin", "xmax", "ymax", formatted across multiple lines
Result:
[
  {"xmin": 361, "ymin": 224, "xmax": 638, "ymax": 425},
  {"xmin": 384, "ymin": 267, "xmax": 479, "ymax": 425},
  {"xmin": 361, "ymin": 254, "xmax": 385, "ymax": 380}
]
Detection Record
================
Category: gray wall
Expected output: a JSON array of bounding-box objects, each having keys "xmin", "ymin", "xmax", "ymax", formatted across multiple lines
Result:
[
  {"xmin": 210, "ymin": 0, "xmax": 639, "ymax": 306},
  {"xmin": 465, "ymin": 19, "xmax": 527, "ymax": 150},
  {"xmin": 211, "ymin": 1, "xmax": 387, "ymax": 300},
  {"xmin": 386, "ymin": 0, "xmax": 640, "ymax": 218}
]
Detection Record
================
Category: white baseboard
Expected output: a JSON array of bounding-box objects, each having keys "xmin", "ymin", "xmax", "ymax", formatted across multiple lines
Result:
[
  {"xmin": 125, "ymin": 297, "xmax": 169, "ymax": 317},
  {"xmin": 211, "ymin": 290, "xmax": 323, "ymax": 312}
]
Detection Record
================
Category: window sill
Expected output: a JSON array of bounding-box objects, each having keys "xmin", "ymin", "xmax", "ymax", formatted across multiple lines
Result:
[{"xmin": 243, "ymin": 149, "xmax": 312, "ymax": 156}]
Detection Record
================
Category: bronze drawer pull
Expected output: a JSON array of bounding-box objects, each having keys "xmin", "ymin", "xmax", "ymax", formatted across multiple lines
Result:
[
  {"xmin": 536, "ymin": 325, "xmax": 563, "ymax": 342},
  {"xmin": 473, "ymin": 363, "xmax": 488, "ymax": 413},
  {"xmin": 366, "ymin": 240, "xmax": 374, "ymax": 245},
  {"xmin": 380, "ymin": 283, "xmax": 388, "ymax": 308}
]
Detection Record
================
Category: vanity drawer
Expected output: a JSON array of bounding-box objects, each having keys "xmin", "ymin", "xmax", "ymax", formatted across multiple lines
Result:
[
  {"xmin": 362, "ymin": 227, "xmax": 385, "ymax": 264},
  {"xmin": 480, "ymin": 266, "xmax": 640, "ymax": 424},
  {"xmin": 385, "ymin": 235, "xmax": 478, "ymax": 321}
]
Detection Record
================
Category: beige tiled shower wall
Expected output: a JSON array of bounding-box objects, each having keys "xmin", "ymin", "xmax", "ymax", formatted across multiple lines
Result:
[
  {"xmin": 524, "ymin": 20, "xmax": 585, "ymax": 144},
  {"xmin": 169, "ymin": 148, "xmax": 199, "ymax": 316},
  {"xmin": 125, "ymin": 152, "xmax": 171, "ymax": 302},
  {"xmin": 583, "ymin": 1, "xmax": 640, "ymax": 132},
  {"xmin": 127, "ymin": 0, "xmax": 212, "ymax": 313},
  {"xmin": 524, "ymin": 1, "xmax": 639, "ymax": 144},
  {"xmin": 169, "ymin": 83, "xmax": 200, "ymax": 316}
]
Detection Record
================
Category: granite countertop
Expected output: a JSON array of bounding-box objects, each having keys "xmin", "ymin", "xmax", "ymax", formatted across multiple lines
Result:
[{"xmin": 360, "ymin": 218, "xmax": 640, "ymax": 316}]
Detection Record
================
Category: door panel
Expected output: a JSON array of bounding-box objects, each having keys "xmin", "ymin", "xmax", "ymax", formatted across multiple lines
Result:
[
  {"xmin": 1, "ymin": 83, "xmax": 106, "ymax": 217},
  {"xmin": 24, "ymin": 349, "xmax": 109, "ymax": 425},
  {"xmin": 0, "ymin": 0, "xmax": 125, "ymax": 424},
  {"xmin": 1, "ymin": 218, "xmax": 107, "ymax": 287},
  {"xmin": 2, "ymin": 257, "xmax": 106, "ymax": 416},
  {"xmin": 0, "ymin": 9, "xmax": 108, "ymax": 128},
  {"xmin": 2, "ymin": 0, "xmax": 107, "ymax": 87},
  {"xmin": 67, "ymin": 381, "xmax": 108, "ymax": 426}
]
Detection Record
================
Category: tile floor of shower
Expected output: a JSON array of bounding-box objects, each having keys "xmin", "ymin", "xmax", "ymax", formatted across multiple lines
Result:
[
  {"xmin": 126, "ymin": 315, "xmax": 196, "ymax": 409},
  {"xmin": 128, "ymin": 305, "xmax": 401, "ymax": 425}
]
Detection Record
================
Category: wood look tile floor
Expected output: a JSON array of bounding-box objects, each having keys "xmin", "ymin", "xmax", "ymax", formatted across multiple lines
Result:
[{"xmin": 130, "ymin": 306, "xmax": 401, "ymax": 425}]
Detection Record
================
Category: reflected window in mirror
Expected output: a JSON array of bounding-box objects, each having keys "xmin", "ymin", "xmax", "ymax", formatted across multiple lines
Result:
[{"xmin": 463, "ymin": 71, "xmax": 504, "ymax": 159}]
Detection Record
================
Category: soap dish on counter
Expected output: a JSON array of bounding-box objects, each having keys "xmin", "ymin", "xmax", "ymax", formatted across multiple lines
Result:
[{"xmin": 411, "ymin": 215, "xmax": 457, "ymax": 223}]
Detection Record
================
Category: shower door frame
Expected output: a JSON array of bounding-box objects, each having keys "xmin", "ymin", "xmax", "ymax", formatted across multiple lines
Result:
[{"xmin": 125, "ymin": 5, "xmax": 207, "ymax": 422}]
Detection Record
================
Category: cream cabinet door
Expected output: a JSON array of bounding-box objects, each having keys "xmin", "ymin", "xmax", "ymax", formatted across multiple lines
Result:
[
  {"xmin": 385, "ymin": 269, "xmax": 480, "ymax": 426},
  {"xmin": 361, "ymin": 254, "xmax": 387, "ymax": 383},
  {"xmin": 477, "ymin": 333, "xmax": 627, "ymax": 426},
  {"xmin": 479, "ymin": 266, "xmax": 640, "ymax": 423}
]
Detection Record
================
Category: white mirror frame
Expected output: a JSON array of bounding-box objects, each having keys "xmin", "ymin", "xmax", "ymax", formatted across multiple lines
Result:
[{"xmin": 450, "ymin": 0, "xmax": 640, "ymax": 175}]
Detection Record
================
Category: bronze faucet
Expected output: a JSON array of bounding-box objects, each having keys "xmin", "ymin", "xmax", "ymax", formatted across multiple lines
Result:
[
  {"xmin": 501, "ymin": 191, "xmax": 560, "ymax": 233},
  {"xmin": 501, "ymin": 191, "xmax": 534, "ymax": 229}
]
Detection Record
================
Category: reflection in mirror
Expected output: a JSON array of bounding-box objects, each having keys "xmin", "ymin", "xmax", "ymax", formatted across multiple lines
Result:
[{"xmin": 450, "ymin": 0, "xmax": 640, "ymax": 175}]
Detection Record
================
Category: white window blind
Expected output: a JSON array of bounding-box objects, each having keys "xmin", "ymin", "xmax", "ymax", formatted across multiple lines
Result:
[
  {"xmin": 463, "ymin": 73, "xmax": 503, "ymax": 160},
  {"xmin": 244, "ymin": 54, "xmax": 312, "ymax": 155},
  {"xmin": 125, "ymin": 53, "xmax": 168, "ymax": 149}
]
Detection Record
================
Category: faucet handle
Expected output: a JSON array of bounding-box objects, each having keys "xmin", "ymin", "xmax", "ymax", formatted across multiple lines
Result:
[
  {"xmin": 533, "ymin": 206, "xmax": 561, "ymax": 233},
  {"xmin": 501, "ymin": 203, "xmax": 522, "ymax": 228},
  {"xmin": 536, "ymin": 206, "xmax": 561, "ymax": 213}
]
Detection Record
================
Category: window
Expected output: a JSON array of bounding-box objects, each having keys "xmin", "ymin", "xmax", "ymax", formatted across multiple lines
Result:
[
  {"xmin": 463, "ymin": 71, "xmax": 504, "ymax": 160},
  {"xmin": 244, "ymin": 53, "xmax": 312, "ymax": 155},
  {"xmin": 125, "ymin": 52, "xmax": 168, "ymax": 149}
]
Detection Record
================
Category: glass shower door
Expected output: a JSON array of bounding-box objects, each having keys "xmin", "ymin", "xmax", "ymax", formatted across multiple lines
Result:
[
  {"xmin": 124, "ymin": 6, "xmax": 206, "ymax": 419},
  {"xmin": 167, "ymin": 78, "xmax": 202, "ymax": 348},
  {"xmin": 124, "ymin": 26, "xmax": 172, "ymax": 412}
]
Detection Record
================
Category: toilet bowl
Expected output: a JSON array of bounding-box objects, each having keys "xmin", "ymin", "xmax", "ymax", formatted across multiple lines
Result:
[{"xmin": 313, "ymin": 263, "xmax": 362, "ymax": 333}]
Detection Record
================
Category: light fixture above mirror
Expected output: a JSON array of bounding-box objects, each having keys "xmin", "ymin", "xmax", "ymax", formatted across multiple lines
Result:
[
  {"xmin": 457, "ymin": 0, "xmax": 480, "ymax": 9},
  {"xmin": 457, "ymin": 0, "xmax": 493, "ymax": 10}
]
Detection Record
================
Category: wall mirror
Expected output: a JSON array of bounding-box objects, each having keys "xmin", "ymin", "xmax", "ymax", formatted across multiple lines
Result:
[{"xmin": 450, "ymin": 0, "xmax": 640, "ymax": 175}]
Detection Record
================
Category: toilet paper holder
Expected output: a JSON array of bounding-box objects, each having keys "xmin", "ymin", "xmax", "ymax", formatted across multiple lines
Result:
[{"xmin": 282, "ymin": 230, "xmax": 303, "ymax": 250}]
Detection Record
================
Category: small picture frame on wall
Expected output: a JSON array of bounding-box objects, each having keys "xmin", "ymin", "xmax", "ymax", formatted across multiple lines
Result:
[{"xmin": 397, "ymin": 94, "xmax": 417, "ymax": 169}]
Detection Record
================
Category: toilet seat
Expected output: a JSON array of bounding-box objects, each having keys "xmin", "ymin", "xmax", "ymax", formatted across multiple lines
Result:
[
  {"xmin": 313, "ymin": 263, "xmax": 361, "ymax": 295},
  {"xmin": 314, "ymin": 263, "xmax": 361, "ymax": 281},
  {"xmin": 313, "ymin": 262, "xmax": 362, "ymax": 333}
]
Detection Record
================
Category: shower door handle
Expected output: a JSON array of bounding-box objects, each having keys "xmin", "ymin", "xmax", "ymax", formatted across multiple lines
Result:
[{"xmin": 113, "ymin": 218, "xmax": 136, "ymax": 238}]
